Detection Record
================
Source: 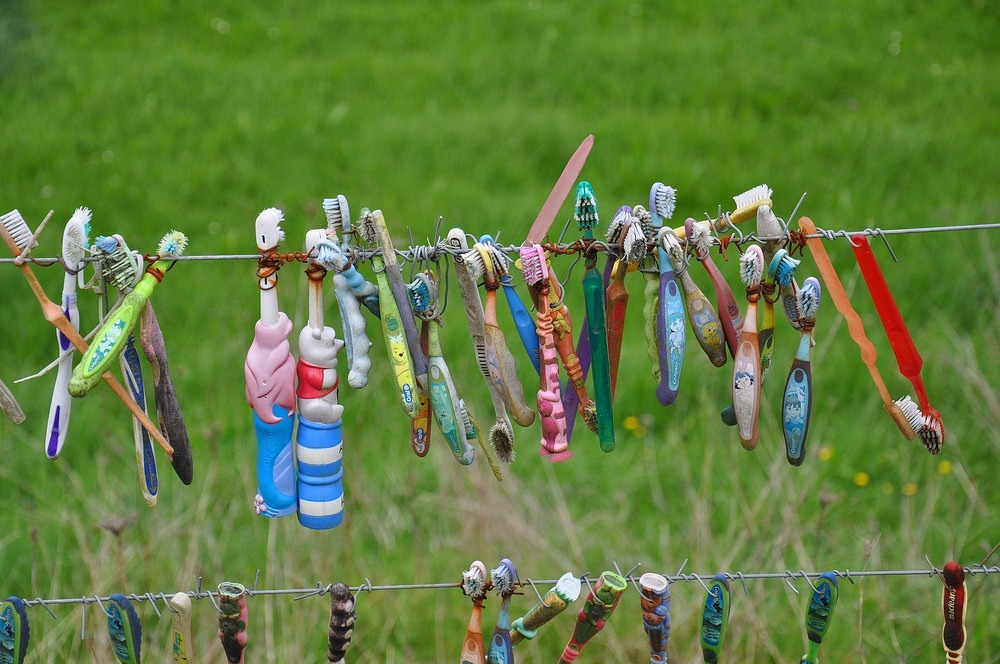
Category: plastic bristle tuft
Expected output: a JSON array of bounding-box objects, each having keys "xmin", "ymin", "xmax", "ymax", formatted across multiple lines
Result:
[
  {"xmin": 739, "ymin": 245, "xmax": 765, "ymax": 286},
  {"xmin": 485, "ymin": 244, "xmax": 510, "ymax": 276},
  {"xmin": 490, "ymin": 420, "xmax": 515, "ymax": 464},
  {"xmin": 461, "ymin": 247, "xmax": 486, "ymax": 281},
  {"xmin": 519, "ymin": 245, "xmax": 547, "ymax": 286},
  {"xmin": 407, "ymin": 273, "xmax": 438, "ymax": 320},
  {"xmin": 605, "ymin": 205, "xmax": 631, "ymax": 244},
  {"xmin": 322, "ymin": 196, "xmax": 350, "ymax": 234},
  {"xmin": 581, "ymin": 403, "xmax": 599, "ymax": 434},
  {"xmin": 733, "ymin": 184, "xmax": 773, "ymax": 210},
  {"xmin": 773, "ymin": 254, "xmax": 801, "ymax": 287},
  {"xmin": 490, "ymin": 559, "xmax": 516, "ymax": 596},
  {"xmin": 650, "ymin": 182, "xmax": 677, "ymax": 221},
  {"xmin": 661, "ymin": 229, "xmax": 685, "ymax": 268},
  {"xmin": 462, "ymin": 562, "xmax": 488, "ymax": 599},
  {"xmin": 1, "ymin": 209, "xmax": 34, "ymax": 250},
  {"xmin": 158, "ymin": 230, "xmax": 188, "ymax": 257},
  {"xmin": 797, "ymin": 277, "xmax": 822, "ymax": 320},
  {"xmin": 894, "ymin": 395, "xmax": 924, "ymax": 431},
  {"xmin": 690, "ymin": 220, "xmax": 714, "ymax": 254},
  {"xmin": 920, "ymin": 418, "xmax": 943, "ymax": 454},
  {"xmin": 574, "ymin": 181, "xmax": 598, "ymax": 230},
  {"xmin": 623, "ymin": 221, "xmax": 647, "ymax": 263},
  {"xmin": 632, "ymin": 205, "xmax": 655, "ymax": 243}
]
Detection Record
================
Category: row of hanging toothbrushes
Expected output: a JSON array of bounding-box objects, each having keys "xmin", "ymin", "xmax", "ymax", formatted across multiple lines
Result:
[{"xmin": 1, "ymin": 560, "xmax": 985, "ymax": 663}]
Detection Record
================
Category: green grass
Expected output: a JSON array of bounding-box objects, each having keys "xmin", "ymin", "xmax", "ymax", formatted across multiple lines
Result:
[{"xmin": 2, "ymin": 0, "xmax": 999, "ymax": 661}]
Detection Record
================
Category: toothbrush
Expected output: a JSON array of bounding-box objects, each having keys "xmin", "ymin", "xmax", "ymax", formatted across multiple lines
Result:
[
  {"xmin": 322, "ymin": 196, "xmax": 376, "ymax": 390},
  {"xmin": 44, "ymin": 206, "xmax": 90, "ymax": 458},
  {"xmin": 466, "ymin": 241, "xmax": 535, "ymax": 427},
  {"xmin": 486, "ymin": 558, "xmax": 517, "ymax": 664},
  {"xmin": 107, "ymin": 593, "xmax": 142, "ymax": 663},
  {"xmin": 94, "ymin": 234, "xmax": 158, "ymax": 506},
  {"xmin": 245, "ymin": 207, "xmax": 297, "ymax": 519},
  {"xmin": 328, "ymin": 582, "xmax": 356, "ymax": 664},
  {"xmin": 0, "ymin": 378, "xmax": 26, "ymax": 424},
  {"xmin": 639, "ymin": 572, "xmax": 671, "ymax": 664},
  {"xmin": 407, "ymin": 278, "xmax": 434, "ymax": 457},
  {"xmin": 756, "ymin": 203, "xmax": 803, "ymax": 331},
  {"xmin": 851, "ymin": 233, "xmax": 945, "ymax": 453},
  {"xmin": 797, "ymin": 217, "xmax": 916, "ymax": 439},
  {"xmin": 700, "ymin": 575, "xmax": 731, "ymax": 663},
  {"xmin": 670, "ymin": 184, "xmax": 773, "ymax": 241},
  {"xmin": 686, "ymin": 218, "xmax": 744, "ymax": 362},
  {"xmin": 731, "ymin": 244, "xmax": 764, "ymax": 450},
  {"xmin": 0, "ymin": 596, "xmax": 29, "ymax": 664},
  {"xmin": 557, "ymin": 571, "xmax": 627, "ymax": 664},
  {"xmin": 139, "ymin": 303, "xmax": 194, "ymax": 485},
  {"xmin": 461, "ymin": 561, "xmax": 489, "ymax": 664},
  {"xmin": 510, "ymin": 572, "xmax": 581, "ymax": 647},
  {"xmin": 358, "ymin": 208, "xmax": 419, "ymax": 418},
  {"xmin": 70, "ymin": 231, "xmax": 187, "ymax": 397},
  {"xmin": 520, "ymin": 244, "xmax": 570, "ymax": 461},
  {"xmin": 605, "ymin": 206, "xmax": 646, "ymax": 398},
  {"xmin": 295, "ymin": 229, "xmax": 347, "ymax": 530},
  {"xmin": 168, "ymin": 592, "xmax": 192, "ymax": 663},
  {"xmin": 575, "ymin": 181, "xmax": 615, "ymax": 449},
  {"xmin": 448, "ymin": 227, "xmax": 517, "ymax": 463},
  {"xmin": 941, "ymin": 561, "xmax": 967, "ymax": 664},
  {"xmin": 772, "ymin": 248, "xmax": 804, "ymax": 333},
  {"xmin": 761, "ymin": 249, "xmax": 801, "ymax": 387},
  {"xmin": 460, "ymin": 399, "xmax": 504, "ymax": 481},
  {"xmin": 217, "ymin": 582, "xmax": 248, "ymax": 664},
  {"xmin": 546, "ymin": 264, "xmax": 598, "ymax": 435},
  {"xmin": 0, "ymin": 210, "xmax": 172, "ymax": 454},
  {"xmin": 649, "ymin": 182, "xmax": 686, "ymax": 407},
  {"xmin": 783, "ymin": 277, "xmax": 822, "ymax": 466},
  {"xmin": 482, "ymin": 233, "xmax": 541, "ymax": 374},
  {"xmin": 800, "ymin": 572, "xmax": 839, "ymax": 664},
  {"xmin": 663, "ymin": 228, "xmax": 727, "ymax": 368}
]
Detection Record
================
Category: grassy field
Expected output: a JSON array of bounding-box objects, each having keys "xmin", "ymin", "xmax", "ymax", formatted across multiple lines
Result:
[{"xmin": 2, "ymin": 0, "xmax": 999, "ymax": 661}]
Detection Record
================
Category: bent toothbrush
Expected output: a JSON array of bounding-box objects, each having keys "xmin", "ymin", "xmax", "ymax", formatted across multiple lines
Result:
[
  {"xmin": 482, "ymin": 233, "xmax": 541, "ymax": 374},
  {"xmin": 328, "ymin": 582, "xmax": 356, "ymax": 664},
  {"xmin": 217, "ymin": 582, "xmax": 248, "ymax": 664},
  {"xmin": 851, "ymin": 233, "xmax": 945, "ymax": 453},
  {"xmin": 466, "ymin": 241, "xmax": 535, "ymax": 427},
  {"xmin": 1, "ymin": 378, "xmax": 26, "ymax": 424},
  {"xmin": 756, "ymin": 203, "xmax": 802, "ymax": 330},
  {"xmin": 731, "ymin": 245, "xmax": 765, "ymax": 450},
  {"xmin": 486, "ymin": 558, "xmax": 517, "ymax": 664},
  {"xmin": 558, "ymin": 571, "xmax": 626, "ymax": 664},
  {"xmin": 94, "ymin": 234, "xmax": 158, "ymax": 506},
  {"xmin": 406, "ymin": 277, "xmax": 434, "ymax": 457},
  {"xmin": 107, "ymin": 593, "xmax": 142, "ymax": 663},
  {"xmin": 797, "ymin": 217, "xmax": 915, "ymax": 439},
  {"xmin": 245, "ymin": 207, "xmax": 297, "ymax": 518},
  {"xmin": 0, "ymin": 210, "xmax": 171, "ymax": 454},
  {"xmin": 461, "ymin": 401, "xmax": 504, "ymax": 481},
  {"xmin": 671, "ymin": 184, "xmax": 773, "ymax": 241},
  {"xmin": 44, "ymin": 207, "xmax": 90, "ymax": 458},
  {"xmin": 322, "ymin": 197, "xmax": 376, "ymax": 389},
  {"xmin": 461, "ymin": 561, "xmax": 489, "ymax": 664},
  {"xmin": 663, "ymin": 229, "xmax": 727, "ymax": 368},
  {"xmin": 605, "ymin": 206, "xmax": 646, "ymax": 397},
  {"xmin": 0, "ymin": 596, "xmax": 29, "ymax": 664},
  {"xmin": 359, "ymin": 209, "xmax": 419, "ymax": 418},
  {"xmin": 449, "ymin": 227, "xmax": 517, "ymax": 463},
  {"xmin": 686, "ymin": 218, "xmax": 743, "ymax": 362},
  {"xmin": 801, "ymin": 572, "xmax": 839, "ymax": 664},
  {"xmin": 510, "ymin": 572, "xmax": 581, "ymax": 647},
  {"xmin": 700, "ymin": 575, "xmax": 731, "ymax": 663},
  {"xmin": 168, "ymin": 592, "xmax": 192, "ymax": 663},
  {"xmin": 941, "ymin": 561, "xmax": 967, "ymax": 664},
  {"xmin": 783, "ymin": 277, "xmax": 822, "ymax": 466},
  {"xmin": 649, "ymin": 183, "xmax": 686, "ymax": 407},
  {"xmin": 639, "ymin": 572, "xmax": 671, "ymax": 664},
  {"xmin": 575, "ymin": 181, "xmax": 615, "ymax": 449},
  {"xmin": 520, "ymin": 244, "xmax": 570, "ymax": 460},
  {"xmin": 295, "ymin": 229, "xmax": 347, "ymax": 530}
]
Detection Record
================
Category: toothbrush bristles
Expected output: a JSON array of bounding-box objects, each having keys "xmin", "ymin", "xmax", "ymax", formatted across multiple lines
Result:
[
  {"xmin": 358, "ymin": 208, "xmax": 379, "ymax": 246},
  {"xmin": 490, "ymin": 559, "xmax": 516, "ymax": 596},
  {"xmin": 633, "ymin": 205, "xmax": 655, "ymax": 244},
  {"xmin": 462, "ymin": 562, "xmax": 488, "ymax": 599},
  {"xmin": 260, "ymin": 207, "xmax": 286, "ymax": 244},
  {"xmin": 623, "ymin": 220, "xmax": 646, "ymax": 263},
  {"xmin": 158, "ymin": 230, "xmax": 188, "ymax": 257},
  {"xmin": 574, "ymin": 181, "xmax": 598, "ymax": 231},
  {"xmin": 739, "ymin": 245, "xmax": 764, "ymax": 286},
  {"xmin": 605, "ymin": 206, "xmax": 631, "ymax": 244},
  {"xmin": 796, "ymin": 277, "xmax": 822, "ymax": 320},
  {"xmin": 490, "ymin": 420, "xmax": 515, "ymax": 464},
  {"xmin": 651, "ymin": 182, "xmax": 677, "ymax": 221},
  {"xmin": 1, "ymin": 209, "xmax": 35, "ymax": 251},
  {"xmin": 733, "ymin": 184, "xmax": 773, "ymax": 210}
]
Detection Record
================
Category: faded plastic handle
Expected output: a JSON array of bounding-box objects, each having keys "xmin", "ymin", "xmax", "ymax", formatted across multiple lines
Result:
[
  {"xmin": 655, "ymin": 250, "xmax": 685, "ymax": 406},
  {"xmin": 582, "ymin": 264, "xmax": 615, "ymax": 451}
]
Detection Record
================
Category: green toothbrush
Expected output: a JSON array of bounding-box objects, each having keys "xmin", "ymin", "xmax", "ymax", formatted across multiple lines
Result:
[{"xmin": 801, "ymin": 572, "xmax": 839, "ymax": 664}]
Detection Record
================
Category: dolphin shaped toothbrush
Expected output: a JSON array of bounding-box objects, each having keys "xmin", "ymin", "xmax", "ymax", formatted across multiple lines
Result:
[
  {"xmin": 801, "ymin": 572, "xmax": 839, "ymax": 664},
  {"xmin": 649, "ymin": 182, "xmax": 686, "ymax": 406},
  {"xmin": 461, "ymin": 561, "xmax": 489, "ymax": 664},
  {"xmin": 700, "ymin": 575, "xmax": 731, "ymax": 663},
  {"xmin": 783, "ymin": 277, "xmax": 821, "ymax": 466},
  {"xmin": 107, "ymin": 594, "xmax": 142, "ymax": 663},
  {"xmin": 482, "ymin": 233, "xmax": 541, "ymax": 374},
  {"xmin": 486, "ymin": 558, "xmax": 517, "ymax": 664},
  {"xmin": 941, "ymin": 561, "xmax": 967, "ymax": 664},
  {"xmin": 245, "ymin": 207, "xmax": 297, "ymax": 518},
  {"xmin": 732, "ymin": 245, "xmax": 765, "ymax": 450},
  {"xmin": 510, "ymin": 572, "xmax": 581, "ymax": 647},
  {"xmin": 663, "ymin": 228, "xmax": 727, "ymax": 368},
  {"xmin": 558, "ymin": 571, "xmax": 627, "ymax": 664},
  {"xmin": 44, "ymin": 207, "xmax": 90, "ymax": 458},
  {"xmin": 639, "ymin": 572, "xmax": 671, "ymax": 664}
]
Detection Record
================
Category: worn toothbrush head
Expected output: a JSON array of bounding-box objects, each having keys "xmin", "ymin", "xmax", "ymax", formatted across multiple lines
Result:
[
  {"xmin": 767, "ymin": 248, "xmax": 801, "ymax": 287},
  {"xmin": 157, "ymin": 230, "xmax": 188, "ymax": 258},
  {"xmin": 357, "ymin": 208, "xmax": 379, "ymax": 246},
  {"xmin": 731, "ymin": 184, "xmax": 773, "ymax": 225},
  {"xmin": 322, "ymin": 195, "xmax": 351, "ymax": 236},
  {"xmin": 605, "ymin": 205, "xmax": 631, "ymax": 245},
  {"xmin": 623, "ymin": 218, "xmax": 647, "ymax": 264},
  {"xmin": 95, "ymin": 235, "xmax": 143, "ymax": 291},
  {"xmin": 894, "ymin": 395, "xmax": 945, "ymax": 454},
  {"xmin": 255, "ymin": 207, "xmax": 285, "ymax": 251},
  {"xmin": 797, "ymin": 277, "xmax": 822, "ymax": 325},
  {"xmin": 661, "ymin": 228, "xmax": 687, "ymax": 272},
  {"xmin": 491, "ymin": 418, "xmax": 515, "ymax": 464},
  {"xmin": 649, "ymin": 182, "xmax": 677, "ymax": 226},
  {"xmin": 518, "ymin": 244, "xmax": 549, "ymax": 287},
  {"xmin": 407, "ymin": 272, "xmax": 439, "ymax": 321},
  {"xmin": 739, "ymin": 244, "xmax": 765, "ymax": 290},
  {"xmin": 491, "ymin": 558, "xmax": 517, "ymax": 598},
  {"xmin": 63, "ymin": 207, "xmax": 91, "ymax": 263},
  {"xmin": 462, "ymin": 561, "xmax": 489, "ymax": 600},
  {"xmin": 687, "ymin": 218, "xmax": 714, "ymax": 257},
  {"xmin": 574, "ymin": 181, "xmax": 598, "ymax": 231},
  {"xmin": 0, "ymin": 209, "xmax": 35, "ymax": 252}
]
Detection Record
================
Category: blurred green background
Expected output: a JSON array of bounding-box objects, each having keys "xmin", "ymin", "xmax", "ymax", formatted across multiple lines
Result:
[{"xmin": 2, "ymin": 0, "xmax": 998, "ymax": 661}]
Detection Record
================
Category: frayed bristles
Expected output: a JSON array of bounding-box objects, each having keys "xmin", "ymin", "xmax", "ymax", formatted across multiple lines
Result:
[
  {"xmin": 574, "ymin": 181, "xmax": 598, "ymax": 231},
  {"xmin": 461, "ymin": 247, "xmax": 486, "ymax": 281},
  {"xmin": 462, "ymin": 561, "xmax": 489, "ymax": 599},
  {"xmin": 483, "ymin": 243, "xmax": 509, "ymax": 277},
  {"xmin": 581, "ymin": 403, "xmax": 599, "ymax": 434},
  {"xmin": 650, "ymin": 182, "xmax": 677, "ymax": 222},
  {"xmin": 739, "ymin": 245, "xmax": 764, "ymax": 287},
  {"xmin": 95, "ymin": 235, "xmax": 142, "ymax": 291},
  {"xmin": 605, "ymin": 205, "xmax": 632, "ymax": 244},
  {"xmin": 490, "ymin": 559, "xmax": 517, "ymax": 596},
  {"xmin": 322, "ymin": 195, "xmax": 350, "ymax": 234},
  {"xmin": 158, "ymin": 230, "xmax": 188, "ymax": 257},
  {"xmin": 661, "ymin": 229, "xmax": 686, "ymax": 271},
  {"xmin": 357, "ymin": 208, "xmax": 379, "ymax": 246},
  {"xmin": 796, "ymin": 277, "xmax": 822, "ymax": 320},
  {"xmin": 490, "ymin": 419, "xmax": 515, "ymax": 464},
  {"xmin": 767, "ymin": 249, "xmax": 800, "ymax": 286},
  {"xmin": 895, "ymin": 395, "xmax": 944, "ymax": 454},
  {"xmin": 407, "ymin": 273, "xmax": 439, "ymax": 320},
  {"xmin": 633, "ymin": 205, "xmax": 656, "ymax": 244},
  {"xmin": 314, "ymin": 238, "xmax": 342, "ymax": 271},
  {"xmin": 623, "ymin": 221, "xmax": 646, "ymax": 263},
  {"xmin": 1, "ymin": 209, "xmax": 34, "ymax": 251},
  {"xmin": 689, "ymin": 220, "xmax": 714, "ymax": 254},
  {"xmin": 519, "ymin": 244, "xmax": 547, "ymax": 286}
]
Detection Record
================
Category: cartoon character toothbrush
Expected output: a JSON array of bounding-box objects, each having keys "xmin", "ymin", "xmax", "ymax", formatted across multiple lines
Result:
[
  {"xmin": 558, "ymin": 571, "xmax": 627, "ymax": 663},
  {"xmin": 604, "ymin": 206, "xmax": 647, "ymax": 398},
  {"xmin": 461, "ymin": 561, "xmax": 489, "ymax": 664},
  {"xmin": 482, "ymin": 234, "xmax": 541, "ymax": 374},
  {"xmin": 639, "ymin": 572, "xmax": 671, "ymax": 664},
  {"xmin": 663, "ymin": 228, "xmax": 727, "ymax": 368},
  {"xmin": 851, "ymin": 233, "xmax": 945, "ymax": 453},
  {"xmin": 328, "ymin": 582, "xmax": 356, "ymax": 664},
  {"xmin": 783, "ymin": 277, "xmax": 822, "ymax": 466},
  {"xmin": 647, "ymin": 182, "xmax": 685, "ymax": 406},
  {"xmin": 0, "ymin": 596, "xmax": 30, "ymax": 664},
  {"xmin": 941, "ymin": 561, "xmax": 967, "ymax": 664},
  {"xmin": 686, "ymin": 218, "xmax": 743, "ymax": 363},
  {"xmin": 575, "ymin": 181, "xmax": 615, "ymax": 449},
  {"xmin": 44, "ymin": 207, "xmax": 90, "ymax": 458},
  {"xmin": 731, "ymin": 244, "xmax": 765, "ymax": 450},
  {"xmin": 797, "ymin": 217, "xmax": 915, "ymax": 440},
  {"xmin": 295, "ymin": 229, "xmax": 347, "ymax": 530},
  {"xmin": 486, "ymin": 558, "xmax": 517, "ymax": 664},
  {"xmin": 0, "ymin": 210, "xmax": 170, "ymax": 453},
  {"xmin": 406, "ymin": 275, "xmax": 435, "ymax": 457},
  {"xmin": 358, "ymin": 209, "xmax": 419, "ymax": 418},
  {"xmin": 217, "ymin": 582, "xmax": 248, "ymax": 664},
  {"xmin": 107, "ymin": 593, "xmax": 142, "ymax": 663},
  {"xmin": 520, "ymin": 244, "xmax": 570, "ymax": 461},
  {"xmin": 510, "ymin": 572, "xmax": 581, "ymax": 647},
  {"xmin": 168, "ymin": 592, "xmax": 192, "ymax": 663},
  {"xmin": 700, "ymin": 575, "xmax": 731, "ymax": 663},
  {"xmin": 245, "ymin": 207, "xmax": 297, "ymax": 518},
  {"xmin": 800, "ymin": 572, "xmax": 839, "ymax": 664},
  {"xmin": 92, "ymin": 234, "xmax": 158, "ymax": 506}
]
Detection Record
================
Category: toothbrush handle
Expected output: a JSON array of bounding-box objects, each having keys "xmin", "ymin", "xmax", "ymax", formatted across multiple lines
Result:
[
  {"xmin": 484, "ymin": 289, "xmax": 535, "ymax": 427},
  {"xmin": 732, "ymin": 310, "xmax": 761, "ymax": 451},
  {"xmin": 427, "ymin": 355, "xmax": 476, "ymax": 465},
  {"xmin": 536, "ymin": 298, "xmax": 570, "ymax": 461},
  {"xmin": 701, "ymin": 256, "xmax": 744, "ymax": 359},
  {"xmin": 679, "ymin": 273, "xmax": 728, "ymax": 368},
  {"xmin": 605, "ymin": 265, "xmax": 629, "ymax": 399},
  {"xmin": 295, "ymin": 414, "xmax": 344, "ymax": 530},
  {"xmin": 560, "ymin": 319, "xmax": 590, "ymax": 445},
  {"xmin": 500, "ymin": 276, "xmax": 541, "ymax": 374},
  {"xmin": 333, "ymin": 272, "xmax": 374, "ymax": 390},
  {"xmin": 941, "ymin": 561, "xmax": 967, "ymax": 664},
  {"xmin": 374, "ymin": 270, "xmax": 419, "ymax": 417},
  {"xmin": 655, "ymin": 256, "xmax": 685, "ymax": 406},
  {"xmin": 548, "ymin": 277, "xmax": 593, "ymax": 418},
  {"xmin": 120, "ymin": 337, "xmax": 158, "ymax": 506},
  {"xmin": 409, "ymin": 323, "xmax": 432, "ymax": 457},
  {"xmin": 643, "ymin": 271, "xmax": 661, "ymax": 382},
  {"xmin": 168, "ymin": 592, "xmax": 193, "ymax": 663},
  {"xmin": 45, "ymin": 291, "xmax": 79, "ymax": 457},
  {"xmin": 851, "ymin": 234, "xmax": 931, "ymax": 407},
  {"xmin": 583, "ymin": 264, "xmax": 615, "ymax": 451},
  {"xmin": 0, "ymin": 379, "xmax": 24, "ymax": 424},
  {"xmin": 759, "ymin": 297, "xmax": 776, "ymax": 385},
  {"xmin": 782, "ymin": 333, "xmax": 814, "ymax": 466},
  {"xmin": 107, "ymin": 594, "xmax": 143, "ymax": 664},
  {"xmin": 461, "ymin": 601, "xmax": 487, "ymax": 664},
  {"xmin": 487, "ymin": 597, "xmax": 515, "ymax": 664}
]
